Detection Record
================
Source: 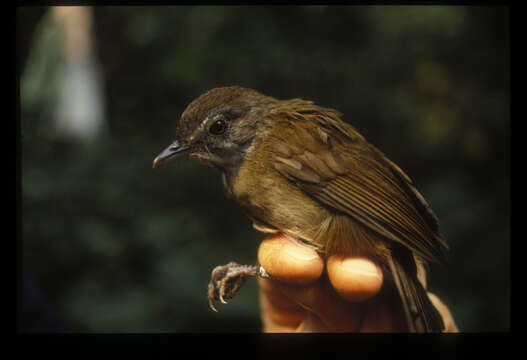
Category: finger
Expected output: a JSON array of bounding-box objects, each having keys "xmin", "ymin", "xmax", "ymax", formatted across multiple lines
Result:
[
  {"xmin": 358, "ymin": 287, "xmax": 407, "ymax": 332},
  {"xmin": 358, "ymin": 297, "xmax": 395, "ymax": 332},
  {"xmin": 258, "ymin": 235, "xmax": 324, "ymax": 284},
  {"xmin": 258, "ymin": 277, "xmax": 306, "ymax": 332},
  {"xmin": 257, "ymin": 235, "xmax": 323, "ymax": 332},
  {"xmin": 257, "ymin": 236, "xmax": 359, "ymax": 331},
  {"xmin": 326, "ymin": 255, "xmax": 383, "ymax": 302},
  {"xmin": 257, "ymin": 236, "xmax": 376, "ymax": 331},
  {"xmin": 295, "ymin": 312, "xmax": 333, "ymax": 332}
]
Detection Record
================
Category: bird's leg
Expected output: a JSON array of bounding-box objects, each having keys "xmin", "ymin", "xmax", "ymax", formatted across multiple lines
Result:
[{"xmin": 207, "ymin": 262, "xmax": 269, "ymax": 312}]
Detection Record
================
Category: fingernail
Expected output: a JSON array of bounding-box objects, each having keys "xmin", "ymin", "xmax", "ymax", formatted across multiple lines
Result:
[
  {"xmin": 283, "ymin": 238, "xmax": 319, "ymax": 261},
  {"xmin": 340, "ymin": 258, "xmax": 382, "ymax": 279}
]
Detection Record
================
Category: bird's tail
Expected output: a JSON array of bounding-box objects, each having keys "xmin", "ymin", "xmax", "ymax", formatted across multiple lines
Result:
[{"xmin": 387, "ymin": 250, "xmax": 444, "ymax": 333}]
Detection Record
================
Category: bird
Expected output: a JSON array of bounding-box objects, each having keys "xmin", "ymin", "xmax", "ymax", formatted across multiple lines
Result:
[{"xmin": 153, "ymin": 86, "xmax": 449, "ymax": 332}]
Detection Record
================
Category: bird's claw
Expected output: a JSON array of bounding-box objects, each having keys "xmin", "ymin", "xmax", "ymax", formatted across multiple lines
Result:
[
  {"xmin": 207, "ymin": 262, "xmax": 259, "ymax": 312},
  {"xmin": 219, "ymin": 293, "xmax": 228, "ymax": 304}
]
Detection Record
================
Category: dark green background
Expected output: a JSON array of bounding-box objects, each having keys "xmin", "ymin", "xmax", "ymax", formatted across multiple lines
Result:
[{"xmin": 19, "ymin": 6, "xmax": 510, "ymax": 332}]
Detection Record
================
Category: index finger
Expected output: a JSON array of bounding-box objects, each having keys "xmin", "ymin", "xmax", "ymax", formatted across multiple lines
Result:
[{"xmin": 258, "ymin": 235, "xmax": 324, "ymax": 284}]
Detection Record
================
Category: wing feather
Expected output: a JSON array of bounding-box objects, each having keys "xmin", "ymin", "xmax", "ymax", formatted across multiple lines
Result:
[{"xmin": 269, "ymin": 109, "xmax": 447, "ymax": 263}]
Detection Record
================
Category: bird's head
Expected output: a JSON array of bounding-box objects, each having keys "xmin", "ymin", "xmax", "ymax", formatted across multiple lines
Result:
[{"xmin": 153, "ymin": 86, "xmax": 276, "ymax": 172}]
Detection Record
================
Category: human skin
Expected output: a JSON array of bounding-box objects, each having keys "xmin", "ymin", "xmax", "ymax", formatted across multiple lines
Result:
[{"xmin": 257, "ymin": 235, "xmax": 458, "ymax": 332}]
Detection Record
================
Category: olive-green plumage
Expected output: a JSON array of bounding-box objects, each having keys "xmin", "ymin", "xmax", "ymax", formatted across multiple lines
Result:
[{"xmin": 154, "ymin": 86, "xmax": 449, "ymax": 332}]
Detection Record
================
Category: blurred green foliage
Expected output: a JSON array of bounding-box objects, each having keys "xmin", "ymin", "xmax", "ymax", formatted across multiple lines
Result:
[{"xmin": 19, "ymin": 6, "xmax": 509, "ymax": 332}]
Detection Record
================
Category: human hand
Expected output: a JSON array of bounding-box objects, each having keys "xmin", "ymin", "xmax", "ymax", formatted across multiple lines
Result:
[{"xmin": 257, "ymin": 235, "xmax": 458, "ymax": 332}]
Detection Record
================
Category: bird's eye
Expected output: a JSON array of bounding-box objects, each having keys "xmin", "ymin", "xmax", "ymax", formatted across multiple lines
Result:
[{"xmin": 209, "ymin": 119, "xmax": 226, "ymax": 135}]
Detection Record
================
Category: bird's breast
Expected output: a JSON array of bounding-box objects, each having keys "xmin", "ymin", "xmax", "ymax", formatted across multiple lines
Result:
[{"xmin": 229, "ymin": 152, "xmax": 330, "ymax": 249}]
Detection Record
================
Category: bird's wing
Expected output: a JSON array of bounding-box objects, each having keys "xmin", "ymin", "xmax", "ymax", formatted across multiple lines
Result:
[{"xmin": 268, "ymin": 110, "xmax": 447, "ymax": 263}]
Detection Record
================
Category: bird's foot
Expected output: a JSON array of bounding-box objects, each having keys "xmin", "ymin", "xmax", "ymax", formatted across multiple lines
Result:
[{"xmin": 207, "ymin": 262, "xmax": 262, "ymax": 312}]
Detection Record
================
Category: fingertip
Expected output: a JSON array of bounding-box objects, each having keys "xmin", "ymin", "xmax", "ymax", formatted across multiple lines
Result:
[
  {"xmin": 327, "ymin": 256, "xmax": 383, "ymax": 302},
  {"xmin": 258, "ymin": 235, "xmax": 324, "ymax": 284}
]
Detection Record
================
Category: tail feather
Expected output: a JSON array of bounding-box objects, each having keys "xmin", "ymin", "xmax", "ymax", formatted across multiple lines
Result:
[{"xmin": 387, "ymin": 251, "xmax": 444, "ymax": 333}]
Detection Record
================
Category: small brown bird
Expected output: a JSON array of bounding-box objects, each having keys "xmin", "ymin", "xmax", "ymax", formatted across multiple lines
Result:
[{"xmin": 153, "ymin": 86, "xmax": 448, "ymax": 332}]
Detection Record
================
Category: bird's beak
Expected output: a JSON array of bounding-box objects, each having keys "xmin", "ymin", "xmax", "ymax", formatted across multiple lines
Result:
[{"xmin": 152, "ymin": 140, "xmax": 190, "ymax": 168}]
